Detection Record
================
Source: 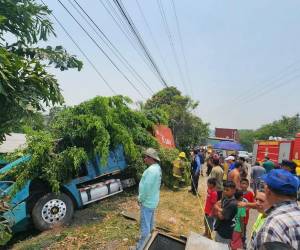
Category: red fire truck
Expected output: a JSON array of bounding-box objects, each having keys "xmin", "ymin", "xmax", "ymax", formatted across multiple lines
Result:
[{"xmin": 252, "ymin": 133, "xmax": 300, "ymax": 165}]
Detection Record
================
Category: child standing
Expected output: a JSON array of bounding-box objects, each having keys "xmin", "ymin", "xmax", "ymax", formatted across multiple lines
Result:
[
  {"xmin": 240, "ymin": 178, "xmax": 254, "ymax": 248},
  {"xmin": 214, "ymin": 181, "xmax": 238, "ymax": 245},
  {"xmin": 204, "ymin": 178, "xmax": 218, "ymax": 239},
  {"xmin": 231, "ymin": 190, "xmax": 246, "ymax": 250}
]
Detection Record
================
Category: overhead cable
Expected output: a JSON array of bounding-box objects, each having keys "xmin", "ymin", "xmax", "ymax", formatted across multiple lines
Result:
[
  {"xmin": 57, "ymin": 0, "xmax": 145, "ymax": 99},
  {"xmin": 210, "ymin": 60, "xmax": 300, "ymax": 114},
  {"xmin": 112, "ymin": 0, "xmax": 169, "ymax": 88},
  {"xmin": 103, "ymin": 0, "xmax": 163, "ymax": 80},
  {"xmin": 70, "ymin": 0, "xmax": 154, "ymax": 95},
  {"xmin": 241, "ymin": 72, "xmax": 300, "ymax": 105},
  {"xmin": 157, "ymin": 0, "xmax": 188, "ymax": 94},
  {"xmin": 40, "ymin": 0, "xmax": 117, "ymax": 95},
  {"xmin": 170, "ymin": 0, "xmax": 194, "ymax": 96},
  {"xmin": 135, "ymin": 0, "xmax": 174, "ymax": 84},
  {"xmin": 98, "ymin": 0, "xmax": 147, "ymax": 65}
]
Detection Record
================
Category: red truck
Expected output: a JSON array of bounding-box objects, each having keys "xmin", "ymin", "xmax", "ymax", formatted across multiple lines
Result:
[{"xmin": 252, "ymin": 133, "xmax": 300, "ymax": 165}]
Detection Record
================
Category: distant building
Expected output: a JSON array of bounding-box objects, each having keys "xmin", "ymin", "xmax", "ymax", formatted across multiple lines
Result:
[{"xmin": 215, "ymin": 128, "xmax": 239, "ymax": 141}]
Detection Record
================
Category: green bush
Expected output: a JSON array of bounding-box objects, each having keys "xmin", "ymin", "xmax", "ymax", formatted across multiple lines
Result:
[{"xmin": 159, "ymin": 147, "xmax": 179, "ymax": 188}]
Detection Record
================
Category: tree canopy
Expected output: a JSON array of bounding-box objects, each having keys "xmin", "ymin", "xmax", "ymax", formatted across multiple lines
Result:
[
  {"xmin": 144, "ymin": 87, "xmax": 209, "ymax": 151},
  {"xmin": 239, "ymin": 114, "xmax": 300, "ymax": 151},
  {"xmin": 0, "ymin": 0, "xmax": 82, "ymax": 141}
]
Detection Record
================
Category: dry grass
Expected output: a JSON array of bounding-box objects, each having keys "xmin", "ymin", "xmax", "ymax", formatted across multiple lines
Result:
[{"xmin": 10, "ymin": 177, "xmax": 208, "ymax": 250}]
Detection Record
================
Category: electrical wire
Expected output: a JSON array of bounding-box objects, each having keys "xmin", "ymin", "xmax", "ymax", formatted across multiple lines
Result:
[
  {"xmin": 187, "ymin": 166, "xmax": 213, "ymax": 237},
  {"xmin": 157, "ymin": 0, "xmax": 188, "ymax": 94},
  {"xmin": 241, "ymin": 72, "xmax": 300, "ymax": 105},
  {"xmin": 233, "ymin": 60, "xmax": 300, "ymax": 105},
  {"xmin": 70, "ymin": 0, "xmax": 154, "ymax": 95},
  {"xmin": 104, "ymin": 0, "xmax": 162, "ymax": 81},
  {"xmin": 57, "ymin": 0, "xmax": 145, "ymax": 99},
  {"xmin": 112, "ymin": 0, "xmax": 169, "ymax": 88},
  {"xmin": 98, "ymin": 0, "xmax": 151, "ymax": 71},
  {"xmin": 135, "ymin": 0, "xmax": 174, "ymax": 85},
  {"xmin": 210, "ymin": 60, "xmax": 300, "ymax": 113},
  {"xmin": 170, "ymin": 0, "xmax": 194, "ymax": 97},
  {"xmin": 40, "ymin": 0, "xmax": 117, "ymax": 95}
]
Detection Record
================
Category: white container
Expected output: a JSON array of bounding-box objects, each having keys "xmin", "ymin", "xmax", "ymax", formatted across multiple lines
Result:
[
  {"xmin": 80, "ymin": 189, "xmax": 89, "ymax": 204},
  {"xmin": 109, "ymin": 181, "xmax": 121, "ymax": 193},
  {"xmin": 80, "ymin": 179, "xmax": 121, "ymax": 205},
  {"xmin": 105, "ymin": 179, "xmax": 121, "ymax": 194},
  {"xmin": 90, "ymin": 184, "xmax": 108, "ymax": 200}
]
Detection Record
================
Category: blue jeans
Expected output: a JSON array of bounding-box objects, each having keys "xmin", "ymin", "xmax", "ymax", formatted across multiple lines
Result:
[{"xmin": 136, "ymin": 205, "xmax": 155, "ymax": 250}]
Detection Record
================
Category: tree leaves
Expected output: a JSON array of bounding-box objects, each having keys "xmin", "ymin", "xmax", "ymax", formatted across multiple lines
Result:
[
  {"xmin": 239, "ymin": 114, "xmax": 300, "ymax": 151},
  {"xmin": 144, "ymin": 87, "xmax": 209, "ymax": 151},
  {"xmin": 0, "ymin": 0, "xmax": 83, "ymax": 142}
]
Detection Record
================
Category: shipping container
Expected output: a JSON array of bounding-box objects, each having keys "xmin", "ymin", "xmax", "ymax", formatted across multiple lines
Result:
[{"xmin": 215, "ymin": 128, "xmax": 239, "ymax": 141}]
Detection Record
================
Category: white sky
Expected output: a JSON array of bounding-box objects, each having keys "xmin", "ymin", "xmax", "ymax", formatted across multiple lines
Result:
[{"xmin": 42, "ymin": 0, "xmax": 300, "ymax": 130}]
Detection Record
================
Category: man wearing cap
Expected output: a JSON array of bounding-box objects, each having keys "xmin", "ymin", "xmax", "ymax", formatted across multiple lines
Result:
[
  {"xmin": 223, "ymin": 156, "xmax": 235, "ymax": 184},
  {"xmin": 251, "ymin": 169, "xmax": 300, "ymax": 250},
  {"xmin": 227, "ymin": 155, "xmax": 236, "ymax": 172},
  {"xmin": 172, "ymin": 152, "xmax": 187, "ymax": 190},
  {"xmin": 136, "ymin": 148, "xmax": 162, "ymax": 250}
]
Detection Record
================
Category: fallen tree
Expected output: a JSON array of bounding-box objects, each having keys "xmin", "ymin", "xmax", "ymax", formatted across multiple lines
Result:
[
  {"xmin": 0, "ymin": 95, "xmax": 180, "ymax": 245},
  {"xmin": 3, "ymin": 96, "xmax": 167, "ymax": 193}
]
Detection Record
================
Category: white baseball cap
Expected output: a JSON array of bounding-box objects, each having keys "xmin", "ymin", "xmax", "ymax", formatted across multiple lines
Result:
[{"xmin": 225, "ymin": 156, "xmax": 235, "ymax": 161}]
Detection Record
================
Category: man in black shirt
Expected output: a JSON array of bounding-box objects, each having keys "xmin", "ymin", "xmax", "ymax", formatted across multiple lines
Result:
[{"xmin": 214, "ymin": 181, "xmax": 237, "ymax": 245}]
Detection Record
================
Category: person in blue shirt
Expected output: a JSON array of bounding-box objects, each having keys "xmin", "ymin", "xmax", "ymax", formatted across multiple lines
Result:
[
  {"xmin": 227, "ymin": 156, "xmax": 236, "ymax": 172},
  {"xmin": 190, "ymin": 148, "xmax": 202, "ymax": 195},
  {"xmin": 135, "ymin": 148, "xmax": 162, "ymax": 250}
]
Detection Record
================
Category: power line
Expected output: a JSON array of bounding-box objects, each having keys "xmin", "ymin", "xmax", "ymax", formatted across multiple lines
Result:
[
  {"xmin": 234, "ymin": 60, "xmax": 300, "ymax": 104},
  {"xmin": 113, "ymin": 0, "xmax": 168, "ymax": 88},
  {"xmin": 156, "ymin": 0, "xmax": 188, "ymax": 94},
  {"xmin": 98, "ymin": 0, "xmax": 150, "ymax": 69},
  {"xmin": 112, "ymin": 0, "xmax": 169, "ymax": 88},
  {"xmin": 70, "ymin": 0, "xmax": 154, "ymax": 95},
  {"xmin": 210, "ymin": 60, "xmax": 300, "ymax": 113},
  {"xmin": 223, "ymin": 72, "xmax": 300, "ymax": 122},
  {"xmin": 57, "ymin": 0, "xmax": 145, "ymax": 99},
  {"xmin": 100, "ymin": 0, "xmax": 161, "ymax": 81},
  {"xmin": 170, "ymin": 0, "xmax": 194, "ymax": 97},
  {"xmin": 135, "ymin": 0, "xmax": 174, "ymax": 84},
  {"xmin": 40, "ymin": 0, "xmax": 117, "ymax": 95},
  {"xmin": 241, "ymin": 73, "xmax": 300, "ymax": 105}
]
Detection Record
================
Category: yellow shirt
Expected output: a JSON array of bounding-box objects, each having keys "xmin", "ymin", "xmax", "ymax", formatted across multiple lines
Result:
[
  {"xmin": 223, "ymin": 163, "xmax": 229, "ymax": 180},
  {"xmin": 296, "ymin": 166, "xmax": 300, "ymax": 177}
]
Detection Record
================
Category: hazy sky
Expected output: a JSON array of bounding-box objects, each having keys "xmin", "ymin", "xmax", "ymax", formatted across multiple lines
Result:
[{"xmin": 43, "ymin": 0, "xmax": 300, "ymax": 130}]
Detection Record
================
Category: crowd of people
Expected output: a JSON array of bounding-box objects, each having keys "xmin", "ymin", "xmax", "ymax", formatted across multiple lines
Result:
[
  {"xmin": 131, "ymin": 147, "xmax": 300, "ymax": 250},
  {"xmin": 194, "ymin": 148, "xmax": 300, "ymax": 250}
]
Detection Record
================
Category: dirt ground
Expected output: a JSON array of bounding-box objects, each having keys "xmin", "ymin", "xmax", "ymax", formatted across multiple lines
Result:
[
  {"xmin": 8, "ymin": 174, "xmax": 258, "ymax": 250},
  {"xmin": 9, "ymin": 181, "xmax": 207, "ymax": 250}
]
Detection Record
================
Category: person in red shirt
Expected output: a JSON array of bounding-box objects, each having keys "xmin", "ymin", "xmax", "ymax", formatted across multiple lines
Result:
[
  {"xmin": 204, "ymin": 177, "xmax": 218, "ymax": 239},
  {"xmin": 240, "ymin": 178, "xmax": 254, "ymax": 248}
]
